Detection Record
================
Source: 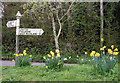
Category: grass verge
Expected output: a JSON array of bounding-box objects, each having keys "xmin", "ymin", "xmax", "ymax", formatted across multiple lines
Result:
[{"xmin": 1, "ymin": 64, "xmax": 118, "ymax": 81}]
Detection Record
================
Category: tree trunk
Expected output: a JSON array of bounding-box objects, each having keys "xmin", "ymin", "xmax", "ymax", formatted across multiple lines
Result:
[
  {"xmin": 51, "ymin": 15, "xmax": 59, "ymax": 49},
  {"xmin": 100, "ymin": 0, "xmax": 104, "ymax": 47},
  {"xmin": 67, "ymin": 2, "xmax": 73, "ymax": 52}
]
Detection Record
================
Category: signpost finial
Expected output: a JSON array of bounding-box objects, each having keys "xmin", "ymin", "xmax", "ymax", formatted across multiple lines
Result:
[{"xmin": 16, "ymin": 11, "xmax": 22, "ymax": 17}]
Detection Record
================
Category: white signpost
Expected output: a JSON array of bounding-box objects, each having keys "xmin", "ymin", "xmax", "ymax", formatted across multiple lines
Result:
[
  {"xmin": 6, "ymin": 20, "xmax": 17, "ymax": 28},
  {"xmin": 19, "ymin": 28, "xmax": 44, "ymax": 35},
  {"xmin": 6, "ymin": 11, "xmax": 44, "ymax": 62}
]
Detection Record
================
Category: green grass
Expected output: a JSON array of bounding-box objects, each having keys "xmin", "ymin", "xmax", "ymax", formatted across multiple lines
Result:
[{"xmin": 1, "ymin": 64, "xmax": 118, "ymax": 81}]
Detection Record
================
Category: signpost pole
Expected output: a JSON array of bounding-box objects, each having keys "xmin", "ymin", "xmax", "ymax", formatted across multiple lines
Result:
[{"xmin": 15, "ymin": 11, "xmax": 22, "ymax": 61}]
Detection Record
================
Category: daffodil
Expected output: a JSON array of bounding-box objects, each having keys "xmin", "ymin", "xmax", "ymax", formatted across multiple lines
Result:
[
  {"xmin": 57, "ymin": 54, "xmax": 60, "ymax": 57},
  {"xmin": 12, "ymin": 59, "xmax": 15, "ymax": 62},
  {"xmin": 29, "ymin": 55, "xmax": 32, "ymax": 57},
  {"xmin": 111, "ymin": 45, "xmax": 114, "ymax": 49},
  {"xmin": 19, "ymin": 54, "xmax": 23, "ymax": 56},
  {"xmin": 92, "ymin": 51, "xmax": 96, "ymax": 54},
  {"xmin": 90, "ymin": 53, "xmax": 94, "ymax": 57},
  {"xmin": 85, "ymin": 52, "xmax": 87, "ymax": 54},
  {"xmin": 114, "ymin": 48, "xmax": 118, "ymax": 51},
  {"xmin": 56, "ymin": 49, "xmax": 59, "ymax": 53},
  {"xmin": 103, "ymin": 46, "xmax": 106, "ymax": 48},
  {"xmin": 64, "ymin": 58, "xmax": 67, "ymax": 60},
  {"xmin": 95, "ymin": 53, "xmax": 100, "ymax": 57},
  {"xmin": 24, "ymin": 53, "xmax": 27, "ymax": 56},
  {"xmin": 14, "ymin": 54, "xmax": 18, "ymax": 56},
  {"xmin": 57, "ymin": 62, "xmax": 60, "ymax": 65},
  {"xmin": 48, "ymin": 54, "xmax": 51, "ymax": 57},
  {"xmin": 108, "ymin": 49, "xmax": 112, "ymax": 54},
  {"xmin": 113, "ymin": 52, "xmax": 119, "ymax": 55},
  {"xmin": 103, "ymin": 52, "xmax": 105, "ymax": 54},
  {"xmin": 100, "ymin": 48, "xmax": 104, "ymax": 51},
  {"xmin": 43, "ymin": 56, "xmax": 46, "ymax": 59},
  {"xmin": 23, "ymin": 50, "xmax": 26, "ymax": 54},
  {"xmin": 101, "ymin": 38, "xmax": 104, "ymax": 42},
  {"xmin": 45, "ymin": 66, "xmax": 48, "ymax": 69},
  {"xmin": 52, "ymin": 53, "xmax": 54, "ymax": 57},
  {"xmin": 69, "ymin": 56, "xmax": 71, "ymax": 59}
]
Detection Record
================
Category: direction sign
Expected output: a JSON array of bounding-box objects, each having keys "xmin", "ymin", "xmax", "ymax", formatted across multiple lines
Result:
[
  {"xmin": 18, "ymin": 28, "xmax": 44, "ymax": 35},
  {"xmin": 6, "ymin": 20, "xmax": 17, "ymax": 28}
]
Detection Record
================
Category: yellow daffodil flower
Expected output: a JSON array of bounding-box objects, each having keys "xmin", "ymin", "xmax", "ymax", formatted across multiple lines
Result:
[
  {"xmin": 111, "ymin": 45, "xmax": 114, "ymax": 49},
  {"xmin": 90, "ymin": 53, "xmax": 94, "ymax": 57},
  {"xmin": 48, "ymin": 54, "xmax": 51, "ymax": 57},
  {"xmin": 114, "ymin": 48, "xmax": 118, "ymax": 51},
  {"xmin": 103, "ymin": 46, "xmax": 106, "ymax": 48},
  {"xmin": 100, "ymin": 48, "xmax": 104, "ymax": 51},
  {"xmin": 19, "ymin": 54, "xmax": 23, "ymax": 56},
  {"xmin": 108, "ymin": 49, "xmax": 112, "ymax": 54},
  {"xmin": 12, "ymin": 59, "xmax": 15, "ymax": 62},
  {"xmin": 56, "ymin": 49, "xmax": 59, "ymax": 53},
  {"xmin": 29, "ymin": 55, "xmax": 32, "ymax": 57},
  {"xmin": 103, "ymin": 52, "xmax": 105, "ymax": 54},
  {"xmin": 43, "ymin": 56, "xmax": 46, "ymax": 59},
  {"xmin": 113, "ymin": 52, "xmax": 119, "ymax": 55},
  {"xmin": 95, "ymin": 53, "xmax": 100, "ymax": 57},
  {"xmin": 57, "ymin": 62, "xmax": 60, "ymax": 65},
  {"xmin": 57, "ymin": 54, "xmax": 60, "ymax": 57},
  {"xmin": 92, "ymin": 51, "xmax": 96, "ymax": 54},
  {"xmin": 45, "ymin": 66, "xmax": 48, "ymax": 69},
  {"xmin": 24, "ymin": 53, "xmax": 27, "ymax": 56},
  {"xmin": 101, "ymin": 38, "xmax": 104, "ymax": 42}
]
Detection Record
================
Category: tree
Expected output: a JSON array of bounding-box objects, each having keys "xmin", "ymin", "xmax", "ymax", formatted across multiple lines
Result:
[
  {"xmin": 23, "ymin": 2, "xmax": 75, "ymax": 50},
  {"xmin": 100, "ymin": 0, "xmax": 104, "ymax": 47}
]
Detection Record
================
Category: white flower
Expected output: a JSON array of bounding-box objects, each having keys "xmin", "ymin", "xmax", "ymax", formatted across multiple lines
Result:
[
  {"xmin": 64, "ymin": 58, "xmax": 67, "ymax": 60},
  {"xmin": 69, "ymin": 56, "xmax": 71, "ymax": 59}
]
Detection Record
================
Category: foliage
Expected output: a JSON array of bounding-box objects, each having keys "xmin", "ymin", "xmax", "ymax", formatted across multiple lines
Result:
[
  {"xmin": 14, "ymin": 50, "xmax": 32, "ymax": 66},
  {"xmin": 90, "ymin": 45, "xmax": 119, "ymax": 74},
  {"xmin": 77, "ymin": 55, "xmax": 92, "ymax": 65},
  {"xmin": 43, "ymin": 49, "xmax": 64, "ymax": 70}
]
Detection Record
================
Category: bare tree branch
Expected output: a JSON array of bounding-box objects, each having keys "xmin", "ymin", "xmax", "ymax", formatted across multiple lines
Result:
[
  {"xmin": 56, "ymin": 9, "xmax": 62, "ymax": 39},
  {"xmin": 60, "ymin": 0, "xmax": 75, "ymax": 21}
]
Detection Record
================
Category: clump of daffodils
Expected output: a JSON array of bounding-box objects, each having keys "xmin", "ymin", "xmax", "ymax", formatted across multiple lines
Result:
[
  {"xmin": 13, "ymin": 50, "xmax": 32, "ymax": 62},
  {"xmin": 43, "ymin": 49, "xmax": 64, "ymax": 70},
  {"xmin": 90, "ymin": 45, "xmax": 118, "ymax": 74},
  {"xmin": 13, "ymin": 50, "xmax": 32, "ymax": 66}
]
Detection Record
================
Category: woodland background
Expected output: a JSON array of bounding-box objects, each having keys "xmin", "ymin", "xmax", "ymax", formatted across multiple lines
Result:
[{"xmin": 1, "ymin": 2, "xmax": 120, "ymax": 62}]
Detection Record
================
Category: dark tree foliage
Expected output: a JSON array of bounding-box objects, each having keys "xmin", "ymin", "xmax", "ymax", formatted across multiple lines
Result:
[{"xmin": 2, "ymin": 2, "xmax": 120, "ymax": 61}]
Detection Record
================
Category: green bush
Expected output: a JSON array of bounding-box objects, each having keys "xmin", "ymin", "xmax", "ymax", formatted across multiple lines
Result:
[
  {"xmin": 43, "ymin": 49, "xmax": 64, "ymax": 70},
  {"xmin": 13, "ymin": 50, "xmax": 32, "ymax": 66}
]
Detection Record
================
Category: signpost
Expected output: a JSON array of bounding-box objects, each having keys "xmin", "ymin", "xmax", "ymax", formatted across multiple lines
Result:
[
  {"xmin": 19, "ymin": 28, "xmax": 44, "ymax": 35},
  {"xmin": 6, "ymin": 11, "xmax": 44, "ymax": 62},
  {"xmin": 6, "ymin": 20, "xmax": 17, "ymax": 28}
]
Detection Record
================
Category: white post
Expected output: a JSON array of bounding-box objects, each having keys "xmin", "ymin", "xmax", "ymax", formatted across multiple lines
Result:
[{"xmin": 16, "ymin": 11, "xmax": 21, "ymax": 60}]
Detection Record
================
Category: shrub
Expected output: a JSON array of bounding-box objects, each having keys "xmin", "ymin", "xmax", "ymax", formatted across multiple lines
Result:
[
  {"xmin": 90, "ymin": 45, "xmax": 119, "ymax": 74},
  {"xmin": 43, "ymin": 49, "xmax": 64, "ymax": 70},
  {"xmin": 13, "ymin": 50, "xmax": 32, "ymax": 66}
]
